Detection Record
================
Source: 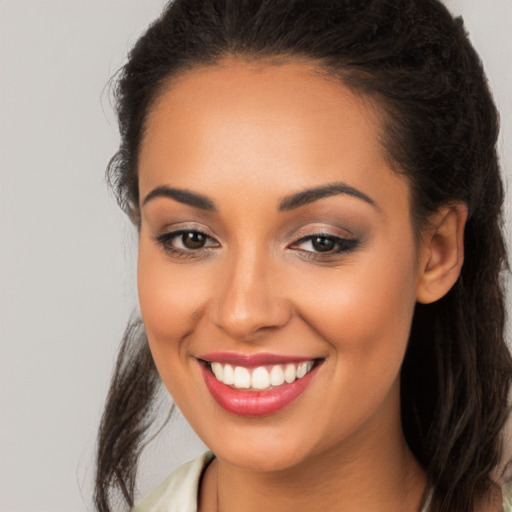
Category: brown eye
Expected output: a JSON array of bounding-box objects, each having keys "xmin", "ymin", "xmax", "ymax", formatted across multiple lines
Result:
[
  {"xmin": 182, "ymin": 231, "xmax": 207, "ymax": 249},
  {"xmin": 311, "ymin": 236, "xmax": 336, "ymax": 252},
  {"xmin": 291, "ymin": 233, "xmax": 360, "ymax": 257},
  {"xmin": 155, "ymin": 229, "xmax": 219, "ymax": 257}
]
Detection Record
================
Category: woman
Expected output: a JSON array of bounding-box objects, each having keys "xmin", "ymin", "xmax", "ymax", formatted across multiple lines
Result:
[{"xmin": 95, "ymin": 0, "xmax": 512, "ymax": 511}]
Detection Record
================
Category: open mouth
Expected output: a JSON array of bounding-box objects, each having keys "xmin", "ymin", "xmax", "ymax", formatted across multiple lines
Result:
[
  {"xmin": 197, "ymin": 356, "xmax": 324, "ymax": 416},
  {"xmin": 204, "ymin": 359, "xmax": 319, "ymax": 391}
]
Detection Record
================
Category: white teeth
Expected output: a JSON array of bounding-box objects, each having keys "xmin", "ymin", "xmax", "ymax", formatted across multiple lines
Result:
[
  {"xmin": 296, "ymin": 362, "xmax": 308, "ymax": 378},
  {"xmin": 223, "ymin": 364, "xmax": 234, "ymax": 385},
  {"xmin": 233, "ymin": 366, "xmax": 251, "ymax": 389},
  {"xmin": 269, "ymin": 365, "xmax": 285, "ymax": 386},
  {"xmin": 211, "ymin": 362, "xmax": 223, "ymax": 381},
  {"xmin": 209, "ymin": 360, "xmax": 316, "ymax": 390},
  {"xmin": 284, "ymin": 363, "xmax": 296, "ymax": 383},
  {"xmin": 251, "ymin": 366, "xmax": 271, "ymax": 390}
]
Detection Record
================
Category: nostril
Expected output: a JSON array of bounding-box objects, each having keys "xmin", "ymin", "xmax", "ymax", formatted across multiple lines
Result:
[
  {"xmin": 213, "ymin": 296, "xmax": 291, "ymax": 339},
  {"xmin": 211, "ymin": 259, "xmax": 292, "ymax": 338}
]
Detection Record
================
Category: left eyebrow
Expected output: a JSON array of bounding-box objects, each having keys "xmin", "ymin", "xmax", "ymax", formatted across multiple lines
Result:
[
  {"xmin": 142, "ymin": 185, "xmax": 217, "ymax": 211},
  {"xmin": 278, "ymin": 182, "xmax": 379, "ymax": 211}
]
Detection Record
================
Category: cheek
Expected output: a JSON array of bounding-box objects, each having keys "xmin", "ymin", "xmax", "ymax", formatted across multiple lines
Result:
[
  {"xmin": 285, "ymin": 247, "xmax": 418, "ymax": 441},
  {"xmin": 137, "ymin": 238, "xmax": 209, "ymax": 350},
  {"xmin": 136, "ymin": 239, "xmax": 215, "ymax": 408},
  {"xmin": 290, "ymin": 242, "xmax": 418, "ymax": 378}
]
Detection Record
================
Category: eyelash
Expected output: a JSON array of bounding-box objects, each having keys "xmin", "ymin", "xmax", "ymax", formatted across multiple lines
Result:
[
  {"xmin": 154, "ymin": 229, "xmax": 360, "ymax": 260},
  {"xmin": 155, "ymin": 229, "xmax": 219, "ymax": 258},
  {"xmin": 290, "ymin": 233, "xmax": 360, "ymax": 260}
]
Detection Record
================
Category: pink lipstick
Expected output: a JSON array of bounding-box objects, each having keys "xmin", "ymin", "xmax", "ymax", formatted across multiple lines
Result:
[{"xmin": 197, "ymin": 352, "xmax": 322, "ymax": 417}]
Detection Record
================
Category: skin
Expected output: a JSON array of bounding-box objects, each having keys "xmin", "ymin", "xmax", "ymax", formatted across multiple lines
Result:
[{"xmin": 136, "ymin": 58, "xmax": 466, "ymax": 512}]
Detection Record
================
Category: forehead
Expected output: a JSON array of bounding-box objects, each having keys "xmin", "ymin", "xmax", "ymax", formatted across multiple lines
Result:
[{"xmin": 138, "ymin": 58, "xmax": 408, "ymax": 212}]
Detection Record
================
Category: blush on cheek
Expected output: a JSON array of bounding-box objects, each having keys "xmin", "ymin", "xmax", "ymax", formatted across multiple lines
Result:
[
  {"xmin": 136, "ymin": 246, "xmax": 202, "ymax": 344},
  {"xmin": 293, "ymin": 258, "xmax": 417, "ymax": 363},
  {"xmin": 138, "ymin": 275, "xmax": 200, "ymax": 342}
]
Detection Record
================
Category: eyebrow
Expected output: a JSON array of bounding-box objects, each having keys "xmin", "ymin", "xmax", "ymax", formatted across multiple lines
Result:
[
  {"xmin": 278, "ymin": 182, "xmax": 379, "ymax": 211},
  {"xmin": 142, "ymin": 185, "xmax": 217, "ymax": 211},
  {"xmin": 142, "ymin": 181, "xmax": 378, "ymax": 213}
]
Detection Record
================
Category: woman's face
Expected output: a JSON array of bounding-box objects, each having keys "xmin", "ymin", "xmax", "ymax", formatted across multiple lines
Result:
[{"xmin": 137, "ymin": 59, "xmax": 424, "ymax": 472}]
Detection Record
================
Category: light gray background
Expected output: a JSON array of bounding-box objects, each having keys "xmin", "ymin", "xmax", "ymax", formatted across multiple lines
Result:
[{"xmin": 0, "ymin": 1, "xmax": 510, "ymax": 510}]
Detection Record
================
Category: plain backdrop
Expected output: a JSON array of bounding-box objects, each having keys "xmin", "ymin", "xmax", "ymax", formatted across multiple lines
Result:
[{"xmin": 0, "ymin": 1, "xmax": 510, "ymax": 510}]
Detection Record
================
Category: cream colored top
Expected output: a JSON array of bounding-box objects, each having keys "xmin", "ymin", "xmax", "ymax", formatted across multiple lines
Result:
[
  {"xmin": 133, "ymin": 452, "xmax": 215, "ymax": 512},
  {"xmin": 133, "ymin": 451, "xmax": 512, "ymax": 512}
]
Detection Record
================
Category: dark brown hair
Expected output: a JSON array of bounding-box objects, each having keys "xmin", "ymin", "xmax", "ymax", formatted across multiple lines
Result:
[{"xmin": 95, "ymin": 1, "xmax": 512, "ymax": 510}]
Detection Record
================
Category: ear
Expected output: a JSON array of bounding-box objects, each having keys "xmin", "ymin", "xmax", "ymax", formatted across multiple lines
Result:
[{"xmin": 416, "ymin": 203, "xmax": 468, "ymax": 304}]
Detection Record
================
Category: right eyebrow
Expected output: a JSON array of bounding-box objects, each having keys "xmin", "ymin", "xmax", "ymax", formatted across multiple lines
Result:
[
  {"xmin": 142, "ymin": 185, "xmax": 217, "ymax": 211},
  {"xmin": 278, "ymin": 181, "xmax": 379, "ymax": 211}
]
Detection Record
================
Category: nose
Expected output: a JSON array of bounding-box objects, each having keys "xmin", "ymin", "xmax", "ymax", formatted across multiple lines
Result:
[{"xmin": 211, "ymin": 248, "xmax": 291, "ymax": 341}]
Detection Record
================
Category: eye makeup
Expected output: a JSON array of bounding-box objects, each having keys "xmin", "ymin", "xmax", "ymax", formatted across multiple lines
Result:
[
  {"xmin": 289, "ymin": 232, "xmax": 360, "ymax": 259},
  {"xmin": 154, "ymin": 228, "xmax": 219, "ymax": 259},
  {"xmin": 153, "ymin": 226, "xmax": 362, "ymax": 263}
]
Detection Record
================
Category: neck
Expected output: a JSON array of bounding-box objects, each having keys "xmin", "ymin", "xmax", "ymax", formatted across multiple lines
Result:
[{"xmin": 200, "ymin": 382, "xmax": 427, "ymax": 512}]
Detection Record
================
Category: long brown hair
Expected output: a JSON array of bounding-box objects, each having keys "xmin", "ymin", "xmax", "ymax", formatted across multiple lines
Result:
[{"xmin": 95, "ymin": 1, "xmax": 512, "ymax": 510}]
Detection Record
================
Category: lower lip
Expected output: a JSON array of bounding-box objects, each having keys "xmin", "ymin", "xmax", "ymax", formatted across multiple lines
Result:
[{"xmin": 199, "ymin": 362, "xmax": 320, "ymax": 417}]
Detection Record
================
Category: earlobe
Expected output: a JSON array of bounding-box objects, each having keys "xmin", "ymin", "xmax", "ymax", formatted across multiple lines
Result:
[{"xmin": 416, "ymin": 203, "xmax": 468, "ymax": 304}]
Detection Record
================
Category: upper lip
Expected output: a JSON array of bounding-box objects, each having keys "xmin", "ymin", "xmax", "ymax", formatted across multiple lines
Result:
[{"xmin": 198, "ymin": 352, "xmax": 320, "ymax": 367}]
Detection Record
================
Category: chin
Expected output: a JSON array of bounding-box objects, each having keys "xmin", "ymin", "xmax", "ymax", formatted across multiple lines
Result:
[
  {"xmin": 195, "ymin": 419, "xmax": 321, "ymax": 473},
  {"xmin": 214, "ymin": 443, "xmax": 310, "ymax": 473}
]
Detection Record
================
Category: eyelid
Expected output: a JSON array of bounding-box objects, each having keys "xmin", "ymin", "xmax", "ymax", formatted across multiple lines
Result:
[
  {"xmin": 161, "ymin": 229, "xmax": 219, "ymax": 246},
  {"xmin": 288, "ymin": 235, "xmax": 360, "ymax": 262},
  {"xmin": 288, "ymin": 224, "xmax": 354, "ymax": 243},
  {"xmin": 153, "ymin": 224, "xmax": 221, "ymax": 258},
  {"xmin": 286, "ymin": 224, "xmax": 360, "ymax": 257},
  {"xmin": 290, "ymin": 233, "xmax": 357, "ymax": 248},
  {"xmin": 154, "ymin": 221, "xmax": 219, "ymax": 239}
]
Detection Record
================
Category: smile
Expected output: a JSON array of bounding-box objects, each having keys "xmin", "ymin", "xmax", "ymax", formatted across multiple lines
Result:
[
  {"xmin": 208, "ymin": 360, "xmax": 315, "ymax": 391},
  {"xmin": 197, "ymin": 353, "xmax": 323, "ymax": 416}
]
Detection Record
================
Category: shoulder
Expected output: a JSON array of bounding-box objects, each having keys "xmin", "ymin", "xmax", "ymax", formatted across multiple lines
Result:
[{"xmin": 133, "ymin": 451, "xmax": 215, "ymax": 512}]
